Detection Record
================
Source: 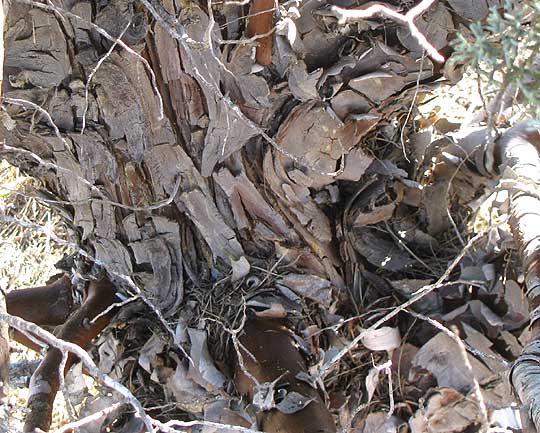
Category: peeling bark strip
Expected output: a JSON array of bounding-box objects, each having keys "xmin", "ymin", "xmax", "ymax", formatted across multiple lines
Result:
[
  {"xmin": 246, "ymin": 0, "xmax": 275, "ymax": 65},
  {"xmin": 0, "ymin": 0, "xmax": 8, "ymax": 401}
]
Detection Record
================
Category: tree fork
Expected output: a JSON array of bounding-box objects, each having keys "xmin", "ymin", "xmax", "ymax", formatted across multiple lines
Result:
[{"xmin": 23, "ymin": 278, "xmax": 118, "ymax": 433}]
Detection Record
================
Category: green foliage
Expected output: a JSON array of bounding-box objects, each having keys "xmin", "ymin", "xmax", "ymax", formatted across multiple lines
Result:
[{"xmin": 452, "ymin": 0, "xmax": 540, "ymax": 121}]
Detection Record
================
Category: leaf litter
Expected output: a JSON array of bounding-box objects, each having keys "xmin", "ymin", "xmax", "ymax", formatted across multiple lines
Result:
[{"xmin": 0, "ymin": 0, "xmax": 536, "ymax": 432}]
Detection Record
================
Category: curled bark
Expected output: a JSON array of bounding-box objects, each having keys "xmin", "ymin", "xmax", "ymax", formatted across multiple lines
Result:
[
  {"xmin": 234, "ymin": 318, "xmax": 336, "ymax": 433},
  {"xmin": 438, "ymin": 121, "xmax": 540, "ymax": 431},
  {"xmin": 24, "ymin": 278, "xmax": 118, "ymax": 433},
  {"xmin": 493, "ymin": 123, "xmax": 540, "ymax": 431}
]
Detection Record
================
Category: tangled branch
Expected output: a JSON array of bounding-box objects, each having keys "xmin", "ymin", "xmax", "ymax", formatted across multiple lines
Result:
[{"xmin": 325, "ymin": 0, "xmax": 445, "ymax": 63}]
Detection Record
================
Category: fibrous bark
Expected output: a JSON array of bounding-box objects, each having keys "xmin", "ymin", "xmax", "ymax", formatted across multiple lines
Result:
[{"xmin": 0, "ymin": 0, "xmax": 486, "ymax": 432}]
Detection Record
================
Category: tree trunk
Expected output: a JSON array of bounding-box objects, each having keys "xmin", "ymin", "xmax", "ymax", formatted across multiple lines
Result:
[{"xmin": 0, "ymin": 0, "xmax": 484, "ymax": 431}]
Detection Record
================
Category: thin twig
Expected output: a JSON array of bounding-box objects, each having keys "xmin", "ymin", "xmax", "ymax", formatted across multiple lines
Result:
[
  {"xmin": 153, "ymin": 417, "xmax": 263, "ymax": 433},
  {"xmin": 4, "ymin": 97, "xmax": 72, "ymax": 152},
  {"xmin": 318, "ymin": 225, "xmax": 497, "ymax": 378},
  {"xmin": 0, "ymin": 312, "xmax": 154, "ymax": 432},
  {"xmin": 50, "ymin": 401, "xmax": 125, "ymax": 433},
  {"xmin": 325, "ymin": 0, "xmax": 444, "ymax": 63},
  {"xmin": 406, "ymin": 309, "xmax": 510, "ymax": 367}
]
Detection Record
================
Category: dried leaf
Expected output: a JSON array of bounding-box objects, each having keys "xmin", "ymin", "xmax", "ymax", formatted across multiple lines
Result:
[
  {"xmin": 98, "ymin": 335, "xmax": 122, "ymax": 375},
  {"xmin": 352, "ymin": 229, "xmax": 415, "ymax": 272},
  {"xmin": 254, "ymin": 302, "xmax": 288, "ymax": 319},
  {"xmin": 167, "ymin": 360, "xmax": 213, "ymax": 414},
  {"xmin": 273, "ymin": 100, "xmax": 376, "ymax": 190},
  {"xmin": 353, "ymin": 203, "xmax": 396, "ymax": 227},
  {"xmin": 361, "ymin": 327, "xmax": 401, "ymax": 352},
  {"xmin": 447, "ymin": 0, "xmax": 502, "ymax": 21},
  {"xmin": 349, "ymin": 72, "xmax": 406, "ymax": 104},
  {"xmin": 503, "ymin": 279, "xmax": 528, "ymax": 328},
  {"xmin": 276, "ymin": 391, "xmax": 315, "ymax": 414},
  {"xmin": 279, "ymin": 273, "xmax": 333, "ymax": 307},
  {"xmin": 409, "ymin": 388, "xmax": 481, "ymax": 433},
  {"xmin": 187, "ymin": 328, "xmax": 227, "ymax": 392},
  {"xmin": 77, "ymin": 391, "xmax": 124, "ymax": 433},
  {"xmin": 356, "ymin": 412, "xmax": 405, "ymax": 433},
  {"xmin": 411, "ymin": 333, "xmax": 492, "ymax": 393},
  {"xmin": 390, "ymin": 279, "xmax": 441, "ymax": 313},
  {"xmin": 253, "ymin": 380, "xmax": 278, "ymax": 411},
  {"xmin": 365, "ymin": 367, "xmax": 380, "ymax": 404},
  {"xmin": 330, "ymin": 90, "xmax": 371, "ymax": 120},
  {"xmin": 288, "ymin": 61, "xmax": 323, "ymax": 101},
  {"xmin": 203, "ymin": 400, "xmax": 254, "ymax": 433},
  {"xmin": 138, "ymin": 334, "xmax": 165, "ymax": 374}
]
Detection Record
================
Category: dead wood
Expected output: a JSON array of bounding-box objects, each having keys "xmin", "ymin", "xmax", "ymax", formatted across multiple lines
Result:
[
  {"xmin": 0, "ymin": 0, "xmax": 526, "ymax": 432},
  {"xmin": 24, "ymin": 278, "xmax": 118, "ymax": 432},
  {"xmin": 246, "ymin": 0, "xmax": 274, "ymax": 66},
  {"xmin": 6, "ymin": 274, "xmax": 75, "ymax": 352},
  {"xmin": 235, "ymin": 318, "xmax": 336, "ymax": 433},
  {"xmin": 6, "ymin": 274, "xmax": 74, "ymax": 327}
]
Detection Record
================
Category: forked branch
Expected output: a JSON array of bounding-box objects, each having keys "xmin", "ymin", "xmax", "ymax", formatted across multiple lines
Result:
[{"xmin": 322, "ymin": 0, "xmax": 445, "ymax": 63}]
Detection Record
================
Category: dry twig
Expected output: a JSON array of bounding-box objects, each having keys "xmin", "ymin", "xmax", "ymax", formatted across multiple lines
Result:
[
  {"xmin": 325, "ymin": 0, "xmax": 445, "ymax": 63},
  {"xmin": 0, "ymin": 312, "xmax": 154, "ymax": 432},
  {"xmin": 318, "ymin": 226, "xmax": 499, "ymax": 378}
]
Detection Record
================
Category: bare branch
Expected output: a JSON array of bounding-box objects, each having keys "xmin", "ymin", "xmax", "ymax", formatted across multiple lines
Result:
[
  {"xmin": 325, "ymin": 0, "xmax": 445, "ymax": 63},
  {"xmin": 0, "ymin": 312, "xmax": 154, "ymax": 432}
]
